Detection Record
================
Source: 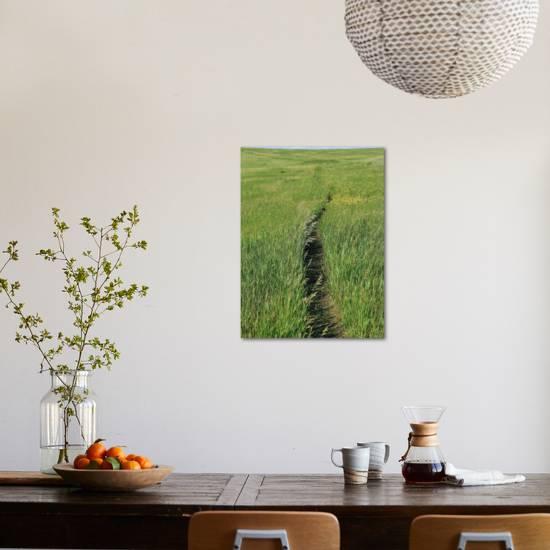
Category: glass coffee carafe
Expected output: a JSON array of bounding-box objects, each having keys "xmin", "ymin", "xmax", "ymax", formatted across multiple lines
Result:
[{"xmin": 400, "ymin": 406, "xmax": 446, "ymax": 484}]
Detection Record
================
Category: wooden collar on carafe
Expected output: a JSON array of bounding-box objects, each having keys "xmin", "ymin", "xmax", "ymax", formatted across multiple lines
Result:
[
  {"xmin": 400, "ymin": 421, "xmax": 441, "ymax": 462},
  {"xmin": 410, "ymin": 421, "xmax": 439, "ymax": 447}
]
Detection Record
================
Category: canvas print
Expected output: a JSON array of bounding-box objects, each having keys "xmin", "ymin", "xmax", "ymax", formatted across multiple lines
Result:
[{"xmin": 241, "ymin": 147, "xmax": 385, "ymax": 339}]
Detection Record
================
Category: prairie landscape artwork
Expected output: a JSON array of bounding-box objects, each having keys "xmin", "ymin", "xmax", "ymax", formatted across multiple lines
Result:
[{"xmin": 241, "ymin": 147, "xmax": 385, "ymax": 339}]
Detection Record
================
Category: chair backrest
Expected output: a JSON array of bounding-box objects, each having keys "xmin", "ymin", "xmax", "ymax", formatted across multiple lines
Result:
[
  {"xmin": 410, "ymin": 514, "xmax": 550, "ymax": 550},
  {"xmin": 188, "ymin": 511, "xmax": 340, "ymax": 550}
]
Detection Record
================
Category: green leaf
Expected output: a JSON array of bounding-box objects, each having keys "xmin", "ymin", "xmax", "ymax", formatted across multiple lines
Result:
[{"xmin": 105, "ymin": 457, "xmax": 121, "ymax": 470}]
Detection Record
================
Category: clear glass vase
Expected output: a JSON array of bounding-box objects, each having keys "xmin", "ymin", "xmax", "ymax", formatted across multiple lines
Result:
[{"xmin": 40, "ymin": 371, "xmax": 96, "ymax": 474}]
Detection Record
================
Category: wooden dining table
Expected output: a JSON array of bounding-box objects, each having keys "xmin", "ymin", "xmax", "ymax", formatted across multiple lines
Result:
[{"xmin": 1, "ymin": 472, "xmax": 549, "ymax": 550}]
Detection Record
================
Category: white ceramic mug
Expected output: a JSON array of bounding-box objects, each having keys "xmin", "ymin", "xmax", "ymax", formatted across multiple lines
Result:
[
  {"xmin": 357, "ymin": 441, "xmax": 390, "ymax": 479},
  {"xmin": 331, "ymin": 446, "xmax": 370, "ymax": 485}
]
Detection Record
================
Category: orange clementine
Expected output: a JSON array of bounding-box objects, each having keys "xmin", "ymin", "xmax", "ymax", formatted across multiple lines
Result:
[
  {"xmin": 106, "ymin": 446, "xmax": 126, "ymax": 461},
  {"xmin": 75, "ymin": 457, "xmax": 90, "ymax": 470},
  {"xmin": 126, "ymin": 454, "xmax": 137, "ymax": 461},
  {"xmin": 121, "ymin": 460, "xmax": 141, "ymax": 470},
  {"xmin": 87, "ymin": 439, "xmax": 106, "ymax": 460},
  {"xmin": 100, "ymin": 457, "xmax": 121, "ymax": 470},
  {"xmin": 73, "ymin": 454, "xmax": 87, "ymax": 468},
  {"xmin": 134, "ymin": 456, "xmax": 153, "ymax": 469},
  {"xmin": 87, "ymin": 458, "xmax": 103, "ymax": 469}
]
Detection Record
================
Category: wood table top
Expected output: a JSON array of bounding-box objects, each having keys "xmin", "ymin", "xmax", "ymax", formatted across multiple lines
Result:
[
  {"xmin": 235, "ymin": 474, "xmax": 550, "ymax": 515},
  {"xmin": 1, "ymin": 472, "xmax": 548, "ymax": 517},
  {"xmin": 0, "ymin": 473, "xmax": 246, "ymax": 515}
]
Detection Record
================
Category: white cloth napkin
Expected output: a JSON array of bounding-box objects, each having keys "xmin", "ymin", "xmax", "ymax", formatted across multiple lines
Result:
[{"xmin": 443, "ymin": 463, "xmax": 526, "ymax": 487}]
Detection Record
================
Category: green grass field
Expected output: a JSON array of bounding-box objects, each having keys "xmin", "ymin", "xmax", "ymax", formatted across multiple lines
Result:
[{"xmin": 241, "ymin": 147, "xmax": 384, "ymax": 338}]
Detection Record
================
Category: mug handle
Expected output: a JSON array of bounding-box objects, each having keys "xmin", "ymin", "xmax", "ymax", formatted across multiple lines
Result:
[
  {"xmin": 331, "ymin": 448, "xmax": 343, "ymax": 468},
  {"xmin": 384, "ymin": 444, "xmax": 390, "ymax": 464}
]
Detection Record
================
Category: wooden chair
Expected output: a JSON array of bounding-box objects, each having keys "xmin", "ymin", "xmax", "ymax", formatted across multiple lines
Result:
[
  {"xmin": 410, "ymin": 514, "xmax": 550, "ymax": 550},
  {"xmin": 188, "ymin": 511, "xmax": 340, "ymax": 550}
]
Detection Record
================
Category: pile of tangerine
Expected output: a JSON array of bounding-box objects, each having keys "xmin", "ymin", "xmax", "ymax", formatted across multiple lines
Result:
[{"xmin": 73, "ymin": 439, "xmax": 154, "ymax": 470}]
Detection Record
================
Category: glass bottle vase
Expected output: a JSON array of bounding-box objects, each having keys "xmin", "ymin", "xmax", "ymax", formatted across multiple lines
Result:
[{"xmin": 40, "ymin": 371, "xmax": 96, "ymax": 474}]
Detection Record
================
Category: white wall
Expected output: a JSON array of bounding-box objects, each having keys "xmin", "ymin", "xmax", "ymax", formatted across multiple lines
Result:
[{"xmin": 1, "ymin": 0, "xmax": 550, "ymax": 474}]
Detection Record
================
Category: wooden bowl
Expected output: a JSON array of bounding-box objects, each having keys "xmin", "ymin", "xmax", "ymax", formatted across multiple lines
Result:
[{"xmin": 53, "ymin": 464, "xmax": 173, "ymax": 492}]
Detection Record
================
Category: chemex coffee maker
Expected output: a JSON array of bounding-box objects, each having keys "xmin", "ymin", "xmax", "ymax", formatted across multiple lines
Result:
[{"xmin": 400, "ymin": 405, "xmax": 446, "ymax": 484}]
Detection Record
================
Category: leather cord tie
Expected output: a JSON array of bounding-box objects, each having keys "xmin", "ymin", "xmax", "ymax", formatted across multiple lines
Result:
[{"xmin": 399, "ymin": 432, "xmax": 413, "ymax": 463}]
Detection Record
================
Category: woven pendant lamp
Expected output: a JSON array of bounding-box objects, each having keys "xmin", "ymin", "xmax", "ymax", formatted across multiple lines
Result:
[{"xmin": 345, "ymin": 0, "xmax": 539, "ymax": 99}]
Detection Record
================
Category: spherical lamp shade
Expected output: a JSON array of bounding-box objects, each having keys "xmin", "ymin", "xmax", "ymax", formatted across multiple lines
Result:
[{"xmin": 345, "ymin": 0, "xmax": 539, "ymax": 99}]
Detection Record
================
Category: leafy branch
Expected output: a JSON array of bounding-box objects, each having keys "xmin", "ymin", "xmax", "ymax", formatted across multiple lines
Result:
[{"xmin": 0, "ymin": 206, "xmax": 148, "ymax": 463}]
